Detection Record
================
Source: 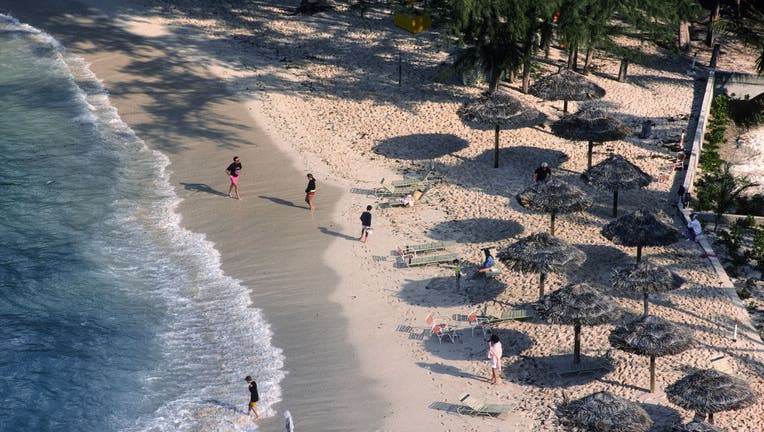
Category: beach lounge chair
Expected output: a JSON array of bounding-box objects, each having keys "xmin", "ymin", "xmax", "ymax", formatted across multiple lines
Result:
[
  {"xmin": 432, "ymin": 323, "xmax": 459, "ymax": 343},
  {"xmin": 375, "ymin": 179, "xmax": 416, "ymax": 198},
  {"xmin": 457, "ymin": 393, "xmax": 514, "ymax": 417},
  {"xmin": 387, "ymin": 187, "xmax": 430, "ymax": 207},
  {"xmin": 390, "ymin": 171, "xmax": 443, "ymax": 188},
  {"xmin": 425, "ymin": 312, "xmax": 449, "ymax": 332},
  {"xmin": 468, "ymin": 312, "xmax": 491, "ymax": 339},
  {"xmin": 400, "ymin": 240, "xmax": 456, "ymax": 256},
  {"xmin": 403, "ymin": 252, "xmax": 460, "ymax": 267},
  {"xmin": 481, "ymin": 305, "xmax": 534, "ymax": 322}
]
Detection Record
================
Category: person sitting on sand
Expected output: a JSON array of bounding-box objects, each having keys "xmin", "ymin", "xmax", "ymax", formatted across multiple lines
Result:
[
  {"xmin": 532, "ymin": 162, "xmax": 552, "ymax": 184},
  {"xmin": 686, "ymin": 213, "xmax": 702, "ymax": 241},
  {"xmin": 476, "ymin": 250, "xmax": 496, "ymax": 275}
]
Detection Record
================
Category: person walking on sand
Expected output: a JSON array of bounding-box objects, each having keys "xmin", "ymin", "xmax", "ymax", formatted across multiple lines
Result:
[
  {"xmin": 487, "ymin": 334, "xmax": 503, "ymax": 384},
  {"xmin": 244, "ymin": 375, "xmax": 260, "ymax": 419},
  {"xmin": 304, "ymin": 173, "xmax": 316, "ymax": 212},
  {"xmin": 532, "ymin": 162, "xmax": 552, "ymax": 184},
  {"xmin": 360, "ymin": 205, "xmax": 373, "ymax": 243},
  {"xmin": 226, "ymin": 156, "xmax": 242, "ymax": 200},
  {"xmin": 284, "ymin": 410, "xmax": 295, "ymax": 432}
]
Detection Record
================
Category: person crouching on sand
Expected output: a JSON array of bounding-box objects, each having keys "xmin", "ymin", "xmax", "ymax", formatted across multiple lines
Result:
[
  {"xmin": 487, "ymin": 334, "xmax": 503, "ymax": 384},
  {"xmin": 360, "ymin": 205, "xmax": 373, "ymax": 243},
  {"xmin": 226, "ymin": 156, "xmax": 242, "ymax": 200},
  {"xmin": 305, "ymin": 173, "xmax": 316, "ymax": 212},
  {"xmin": 244, "ymin": 375, "xmax": 260, "ymax": 419}
]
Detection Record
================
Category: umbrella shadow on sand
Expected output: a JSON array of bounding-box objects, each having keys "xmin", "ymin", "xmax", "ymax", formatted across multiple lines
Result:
[
  {"xmin": 373, "ymin": 133, "xmax": 469, "ymax": 160},
  {"xmin": 398, "ymin": 276, "xmax": 478, "ymax": 307},
  {"xmin": 428, "ymin": 218, "xmax": 524, "ymax": 243},
  {"xmin": 568, "ymin": 244, "xmax": 632, "ymax": 286},
  {"xmin": 503, "ymin": 353, "xmax": 613, "ymax": 388},
  {"xmin": 641, "ymin": 403, "xmax": 683, "ymax": 432}
]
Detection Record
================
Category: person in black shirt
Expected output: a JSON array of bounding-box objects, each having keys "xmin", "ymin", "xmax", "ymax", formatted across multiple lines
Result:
[
  {"xmin": 532, "ymin": 162, "xmax": 551, "ymax": 184},
  {"xmin": 304, "ymin": 173, "xmax": 316, "ymax": 212},
  {"xmin": 226, "ymin": 156, "xmax": 243, "ymax": 200},
  {"xmin": 244, "ymin": 375, "xmax": 260, "ymax": 419},
  {"xmin": 360, "ymin": 205, "xmax": 373, "ymax": 243}
]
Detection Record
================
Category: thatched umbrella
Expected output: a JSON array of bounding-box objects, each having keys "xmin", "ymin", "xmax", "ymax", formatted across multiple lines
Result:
[
  {"xmin": 529, "ymin": 67, "xmax": 606, "ymax": 113},
  {"xmin": 609, "ymin": 315, "xmax": 694, "ymax": 393},
  {"xmin": 457, "ymin": 91, "xmax": 546, "ymax": 168},
  {"xmin": 558, "ymin": 391, "xmax": 653, "ymax": 432},
  {"xmin": 534, "ymin": 283, "xmax": 620, "ymax": 364},
  {"xmin": 516, "ymin": 178, "xmax": 593, "ymax": 236},
  {"xmin": 666, "ymin": 369, "xmax": 757, "ymax": 424},
  {"xmin": 551, "ymin": 108, "xmax": 632, "ymax": 169},
  {"xmin": 601, "ymin": 210, "xmax": 681, "ymax": 263},
  {"xmin": 673, "ymin": 421, "xmax": 728, "ymax": 432},
  {"xmin": 612, "ymin": 260, "xmax": 684, "ymax": 316},
  {"xmin": 498, "ymin": 232, "xmax": 586, "ymax": 297},
  {"xmin": 582, "ymin": 154, "xmax": 652, "ymax": 217}
]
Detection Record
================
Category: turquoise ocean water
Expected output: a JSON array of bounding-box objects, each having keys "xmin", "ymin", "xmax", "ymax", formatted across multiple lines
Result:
[{"xmin": 0, "ymin": 14, "xmax": 282, "ymax": 432}]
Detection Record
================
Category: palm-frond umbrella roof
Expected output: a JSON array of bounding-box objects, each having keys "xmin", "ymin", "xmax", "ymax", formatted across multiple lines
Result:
[
  {"xmin": 558, "ymin": 391, "xmax": 653, "ymax": 432},
  {"xmin": 529, "ymin": 68, "xmax": 606, "ymax": 102},
  {"xmin": 457, "ymin": 91, "xmax": 546, "ymax": 129},
  {"xmin": 609, "ymin": 315, "xmax": 694, "ymax": 357},
  {"xmin": 612, "ymin": 260, "xmax": 684, "ymax": 295},
  {"xmin": 666, "ymin": 369, "xmax": 757, "ymax": 415},
  {"xmin": 551, "ymin": 108, "xmax": 632, "ymax": 142},
  {"xmin": 583, "ymin": 154, "xmax": 652, "ymax": 191},
  {"xmin": 516, "ymin": 178, "xmax": 593, "ymax": 214},
  {"xmin": 601, "ymin": 210, "xmax": 681, "ymax": 248},
  {"xmin": 535, "ymin": 283, "xmax": 620, "ymax": 326},
  {"xmin": 673, "ymin": 421, "xmax": 728, "ymax": 432},
  {"xmin": 498, "ymin": 232, "xmax": 586, "ymax": 274}
]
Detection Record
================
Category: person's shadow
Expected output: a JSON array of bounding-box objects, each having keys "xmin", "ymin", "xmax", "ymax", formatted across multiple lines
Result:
[
  {"xmin": 318, "ymin": 226, "xmax": 358, "ymax": 241},
  {"xmin": 259, "ymin": 195, "xmax": 308, "ymax": 209},
  {"xmin": 180, "ymin": 182, "xmax": 228, "ymax": 197}
]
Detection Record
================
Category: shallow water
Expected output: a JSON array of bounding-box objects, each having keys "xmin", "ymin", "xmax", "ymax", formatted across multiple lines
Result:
[{"xmin": 0, "ymin": 14, "xmax": 282, "ymax": 432}]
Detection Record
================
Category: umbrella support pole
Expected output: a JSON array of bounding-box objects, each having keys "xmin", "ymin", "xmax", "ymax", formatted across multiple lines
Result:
[
  {"xmin": 587, "ymin": 141, "xmax": 594, "ymax": 169},
  {"xmin": 573, "ymin": 322, "xmax": 581, "ymax": 364},
  {"xmin": 643, "ymin": 292, "xmax": 649, "ymax": 316},
  {"xmin": 649, "ymin": 356, "xmax": 656, "ymax": 393},
  {"xmin": 550, "ymin": 212, "xmax": 556, "ymax": 236},
  {"xmin": 539, "ymin": 273, "xmax": 547, "ymax": 297},
  {"xmin": 708, "ymin": 412, "xmax": 714, "ymax": 424},
  {"xmin": 493, "ymin": 126, "xmax": 500, "ymax": 168},
  {"xmin": 612, "ymin": 189, "xmax": 619, "ymax": 218},
  {"xmin": 636, "ymin": 245, "xmax": 643, "ymax": 263},
  {"xmin": 563, "ymin": 99, "xmax": 568, "ymax": 113}
]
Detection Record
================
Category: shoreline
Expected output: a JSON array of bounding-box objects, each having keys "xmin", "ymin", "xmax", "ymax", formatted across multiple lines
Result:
[{"xmin": 2, "ymin": 0, "xmax": 387, "ymax": 430}]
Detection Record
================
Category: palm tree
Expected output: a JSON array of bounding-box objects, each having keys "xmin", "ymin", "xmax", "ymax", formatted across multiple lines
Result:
[{"xmin": 695, "ymin": 163, "xmax": 758, "ymax": 231}]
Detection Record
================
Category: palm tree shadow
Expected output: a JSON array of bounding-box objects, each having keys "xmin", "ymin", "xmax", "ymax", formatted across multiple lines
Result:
[
  {"xmin": 180, "ymin": 182, "xmax": 228, "ymax": 197},
  {"xmin": 259, "ymin": 195, "xmax": 308, "ymax": 209}
]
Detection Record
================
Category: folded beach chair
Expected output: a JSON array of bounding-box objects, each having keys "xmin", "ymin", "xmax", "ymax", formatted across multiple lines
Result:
[
  {"xmin": 457, "ymin": 393, "xmax": 514, "ymax": 417},
  {"xmin": 403, "ymin": 252, "xmax": 460, "ymax": 267},
  {"xmin": 390, "ymin": 171, "xmax": 443, "ymax": 188},
  {"xmin": 387, "ymin": 187, "xmax": 430, "ymax": 207},
  {"xmin": 375, "ymin": 179, "xmax": 416, "ymax": 198},
  {"xmin": 401, "ymin": 240, "xmax": 456, "ymax": 256}
]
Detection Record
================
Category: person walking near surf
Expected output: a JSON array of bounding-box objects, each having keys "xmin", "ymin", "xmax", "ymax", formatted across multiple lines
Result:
[
  {"xmin": 304, "ymin": 173, "xmax": 316, "ymax": 212},
  {"xmin": 226, "ymin": 156, "xmax": 242, "ymax": 200},
  {"xmin": 244, "ymin": 375, "xmax": 260, "ymax": 419}
]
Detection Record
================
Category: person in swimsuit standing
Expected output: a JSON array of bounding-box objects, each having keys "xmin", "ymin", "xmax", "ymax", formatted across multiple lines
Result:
[
  {"xmin": 305, "ymin": 173, "xmax": 316, "ymax": 212},
  {"xmin": 359, "ymin": 205, "xmax": 373, "ymax": 243},
  {"xmin": 487, "ymin": 334, "xmax": 503, "ymax": 384},
  {"xmin": 226, "ymin": 156, "xmax": 242, "ymax": 200},
  {"xmin": 244, "ymin": 375, "xmax": 260, "ymax": 419}
]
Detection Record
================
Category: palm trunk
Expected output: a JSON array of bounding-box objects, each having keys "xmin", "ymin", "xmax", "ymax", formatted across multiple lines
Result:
[
  {"xmin": 649, "ymin": 356, "xmax": 656, "ymax": 393},
  {"xmin": 522, "ymin": 61, "xmax": 531, "ymax": 94},
  {"xmin": 583, "ymin": 46, "xmax": 593, "ymax": 75},
  {"xmin": 706, "ymin": 0, "xmax": 720, "ymax": 47},
  {"xmin": 550, "ymin": 212, "xmax": 556, "ymax": 236},
  {"xmin": 539, "ymin": 273, "xmax": 547, "ymax": 297},
  {"xmin": 643, "ymin": 292, "xmax": 649, "ymax": 316},
  {"xmin": 493, "ymin": 126, "xmax": 500, "ymax": 168},
  {"xmin": 612, "ymin": 189, "xmax": 619, "ymax": 218},
  {"xmin": 573, "ymin": 322, "xmax": 582, "ymax": 364},
  {"xmin": 678, "ymin": 21, "xmax": 691, "ymax": 51}
]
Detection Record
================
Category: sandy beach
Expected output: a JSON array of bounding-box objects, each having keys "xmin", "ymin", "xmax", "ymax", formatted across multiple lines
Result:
[{"xmin": 10, "ymin": 0, "xmax": 764, "ymax": 431}]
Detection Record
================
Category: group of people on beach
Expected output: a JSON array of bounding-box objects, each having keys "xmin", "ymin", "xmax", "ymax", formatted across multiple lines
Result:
[{"xmin": 225, "ymin": 156, "xmax": 316, "ymax": 212}]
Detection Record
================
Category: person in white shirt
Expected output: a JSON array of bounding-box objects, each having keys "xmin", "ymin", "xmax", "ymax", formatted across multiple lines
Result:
[{"xmin": 687, "ymin": 213, "xmax": 702, "ymax": 241}]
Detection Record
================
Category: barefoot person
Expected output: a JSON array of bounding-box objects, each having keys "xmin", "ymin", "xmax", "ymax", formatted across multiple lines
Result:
[
  {"xmin": 360, "ymin": 205, "xmax": 373, "ymax": 243},
  {"xmin": 304, "ymin": 173, "xmax": 316, "ymax": 211},
  {"xmin": 487, "ymin": 334, "xmax": 503, "ymax": 384},
  {"xmin": 226, "ymin": 156, "xmax": 242, "ymax": 199},
  {"xmin": 244, "ymin": 375, "xmax": 260, "ymax": 419}
]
